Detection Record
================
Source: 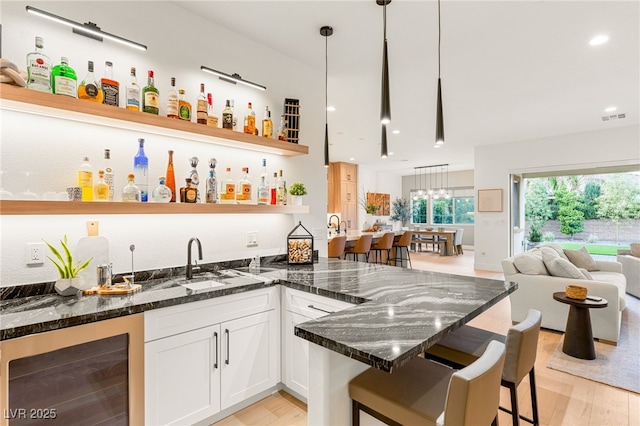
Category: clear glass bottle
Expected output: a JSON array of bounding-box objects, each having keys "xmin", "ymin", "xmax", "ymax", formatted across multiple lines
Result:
[
  {"xmin": 236, "ymin": 167, "xmax": 252, "ymax": 204},
  {"xmin": 189, "ymin": 156, "xmax": 200, "ymax": 203},
  {"xmin": 78, "ymin": 61, "xmax": 104, "ymax": 103},
  {"xmin": 78, "ymin": 156, "xmax": 93, "ymax": 202},
  {"xmin": 178, "ymin": 89, "xmax": 192, "ymax": 121},
  {"xmin": 143, "ymin": 70, "xmax": 159, "ymax": 114},
  {"xmin": 122, "ymin": 173, "xmax": 141, "ymax": 202},
  {"xmin": 51, "ymin": 57, "xmax": 77, "ymax": 98},
  {"xmin": 277, "ymin": 169, "xmax": 287, "ymax": 205},
  {"xmin": 197, "ymin": 83, "xmax": 208, "ymax": 124},
  {"xmin": 166, "ymin": 77, "xmax": 179, "ymax": 118},
  {"xmin": 270, "ymin": 172, "xmax": 277, "ymax": 205},
  {"xmin": 220, "ymin": 167, "xmax": 236, "ymax": 204},
  {"xmin": 180, "ymin": 178, "xmax": 197, "ymax": 203},
  {"xmin": 205, "ymin": 158, "xmax": 218, "ymax": 204},
  {"xmin": 244, "ymin": 102, "xmax": 256, "ymax": 135},
  {"xmin": 126, "ymin": 67, "xmax": 140, "ymax": 111},
  {"xmin": 206, "ymin": 93, "xmax": 218, "ymax": 127},
  {"xmin": 94, "ymin": 169, "xmax": 110, "ymax": 201},
  {"xmin": 26, "ymin": 36, "xmax": 51, "ymax": 93},
  {"xmin": 257, "ymin": 159, "xmax": 269, "ymax": 205},
  {"xmin": 222, "ymin": 99, "xmax": 233, "ymax": 129},
  {"xmin": 262, "ymin": 106, "xmax": 273, "ymax": 138},
  {"xmin": 133, "ymin": 138, "xmax": 149, "ymax": 202},
  {"xmin": 152, "ymin": 177, "xmax": 172, "ymax": 203},
  {"xmin": 165, "ymin": 150, "xmax": 176, "ymax": 202},
  {"xmin": 103, "ymin": 149, "xmax": 115, "ymax": 202},
  {"xmin": 101, "ymin": 61, "xmax": 119, "ymax": 106},
  {"xmin": 277, "ymin": 115, "xmax": 288, "ymax": 141}
]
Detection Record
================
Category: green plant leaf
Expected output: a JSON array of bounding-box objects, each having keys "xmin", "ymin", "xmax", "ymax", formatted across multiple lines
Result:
[
  {"xmin": 47, "ymin": 256, "xmax": 67, "ymax": 278},
  {"xmin": 75, "ymin": 258, "xmax": 93, "ymax": 276}
]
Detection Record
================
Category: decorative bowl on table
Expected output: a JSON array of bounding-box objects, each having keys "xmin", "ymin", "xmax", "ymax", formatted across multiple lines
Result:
[
  {"xmin": 565, "ymin": 285, "xmax": 587, "ymax": 300},
  {"xmin": 426, "ymin": 227, "xmax": 433, "ymax": 231}
]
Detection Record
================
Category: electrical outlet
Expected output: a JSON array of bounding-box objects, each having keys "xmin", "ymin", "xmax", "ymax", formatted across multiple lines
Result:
[
  {"xmin": 246, "ymin": 231, "xmax": 258, "ymax": 247},
  {"xmin": 26, "ymin": 242, "xmax": 45, "ymax": 265}
]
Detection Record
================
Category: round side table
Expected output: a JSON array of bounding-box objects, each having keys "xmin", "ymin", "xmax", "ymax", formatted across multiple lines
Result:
[{"xmin": 552, "ymin": 292, "xmax": 608, "ymax": 360}]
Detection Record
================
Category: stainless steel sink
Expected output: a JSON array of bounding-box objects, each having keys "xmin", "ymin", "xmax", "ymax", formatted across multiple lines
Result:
[
  {"xmin": 179, "ymin": 280, "xmax": 227, "ymax": 291},
  {"xmin": 175, "ymin": 268, "xmax": 272, "ymax": 292}
]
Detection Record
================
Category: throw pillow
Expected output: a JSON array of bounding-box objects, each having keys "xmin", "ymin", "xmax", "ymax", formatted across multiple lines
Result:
[
  {"xmin": 578, "ymin": 268, "xmax": 594, "ymax": 280},
  {"xmin": 544, "ymin": 256, "xmax": 588, "ymax": 279},
  {"xmin": 540, "ymin": 242, "xmax": 569, "ymax": 260},
  {"xmin": 539, "ymin": 246, "xmax": 560, "ymax": 260},
  {"xmin": 513, "ymin": 253, "xmax": 548, "ymax": 275},
  {"xmin": 631, "ymin": 243, "xmax": 640, "ymax": 258},
  {"xmin": 563, "ymin": 246, "xmax": 600, "ymax": 271}
]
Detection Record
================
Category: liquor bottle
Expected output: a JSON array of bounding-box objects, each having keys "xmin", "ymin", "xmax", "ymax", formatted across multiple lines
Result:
[
  {"xmin": 236, "ymin": 167, "xmax": 252, "ymax": 204},
  {"xmin": 244, "ymin": 102, "xmax": 256, "ymax": 135},
  {"xmin": 26, "ymin": 36, "xmax": 51, "ymax": 93},
  {"xmin": 143, "ymin": 70, "xmax": 159, "ymax": 115},
  {"xmin": 220, "ymin": 167, "xmax": 236, "ymax": 204},
  {"xmin": 78, "ymin": 157, "xmax": 93, "ymax": 202},
  {"xmin": 101, "ymin": 61, "xmax": 119, "ymax": 106},
  {"xmin": 206, "ymin": 93, "xmax": 218, "ymax": 127},
  {"xmin": 277, "ymin": 169, "xmax": 287, "ymax": 205},
  {"xmin": 78, "ymin": 61, "xmax": 105, "ymax": 103},
  {"xmin": 262, "ymin": 106, "xmax": 273, "ymax": 138},
  {"xmin": 270, "ymin": 172, "xmax": 277, "ymax": 205},
  {"xmin": 51, "ymin": 57, "xmax": 77, "ymax": 98},
  {"xmin": 178, "ymin": 89, "xmax": 192, "ymax": 121},
  {"xmin": 126, "ymin": 67, "xmax": 140, "ymax": 111},
  {"xmin": 196, "ymin": 83, "xmax": 207, "ymax": 124},
  {"xmin": 122, "ymin": 173, "xmax": 141, "ymax": 202},
  {"xmin": 277, "ymin": 115, "xmax": 288, "ymax": 141},
  {"xmin": 257, "ymin": 159, "xmax": 269, "ymax": 205},
  {"xmin": 166, "ymin": 77, "xmax": 179, "ymax": 118},
  {"xmin": 205, "ymin": 158, "xmax": 218, "ymax": 204},
  {"xmin": 189, "ymin": 157, "xmax": 200, "ymax": 203},
  {"xmin": 94, "ymin": 169, "xmax": 110, "ymax": 201},
  {"xmin": 222, "ymin": 99, "xmax": 233, "ymax": 129},
  {"xmin": 180, "ymin": 178, "xmax": 197, "ymax": 203},
  {"xmin": 165, "ymin": 150, "xmax": 176, "ymax": 202},
  {"xmin": 103, "ymin": 149, "xmax": 115, "ymax": 202},
  {"xmin": 152, "ymin": 177, "xmax": 172, "ymax": 203},
  {"xmin": 133, "ymin": 138, "xmax": 149, "ymax": 202},
  {"xmin": 230, "ymin": 100, "xmax": 238, "ymax": 131}
]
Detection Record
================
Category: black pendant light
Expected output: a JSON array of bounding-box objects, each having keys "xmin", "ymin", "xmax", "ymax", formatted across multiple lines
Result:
[
  {"xmin": 321, "ymin": 26, "xmax": 333, "ymax": 167},
  {"xmin": 435, "ymin": 0, "xmax": 445, "ymax": 145},
  {"xmin": 381, "ymin": 124, "xmax": 388, "ymax": 158},
  {"xmin": 378, "ymin": 0, "xmax": 391, "ymax": 125}
]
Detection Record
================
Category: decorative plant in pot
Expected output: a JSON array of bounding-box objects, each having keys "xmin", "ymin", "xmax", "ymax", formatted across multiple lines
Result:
[
  {"xmin": 289, "ymin": 182, "xmax": 307, "ymax": 206},
  {"xmin": 390, "ymin": 197, "xmax": 411, "ymax": 228},
  {"xmin": 45, "ymin": 235, "xmax": 92, "ymax": 296}
]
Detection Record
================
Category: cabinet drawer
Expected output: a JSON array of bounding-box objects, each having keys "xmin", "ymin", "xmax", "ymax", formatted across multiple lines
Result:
[
  {"xmin": 145, "ymin": 287, "xmax": 278, "ymax": 342},
  {"xmin": 283, "ymin": 288, "xmax": 353, "ymax": 319}
]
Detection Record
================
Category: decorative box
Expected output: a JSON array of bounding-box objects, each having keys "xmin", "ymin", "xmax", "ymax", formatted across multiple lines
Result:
[{"xmin": 287, "ymin": 221, "xmax": 314, "ymax": 265}]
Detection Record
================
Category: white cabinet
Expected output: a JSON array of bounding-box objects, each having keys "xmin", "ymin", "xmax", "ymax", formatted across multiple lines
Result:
[
  {"xmin": 281, "ymin": 288, "xmax": 354, "ymax": 400},
  {"xmin": 144, "ymin": 288, "xmax": 279, "ymax": 425}
]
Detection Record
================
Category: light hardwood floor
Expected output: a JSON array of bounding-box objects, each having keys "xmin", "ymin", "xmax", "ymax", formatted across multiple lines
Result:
[{"xmin": 214, "ymin": 250, "xmax": 640, "ymax": 426}]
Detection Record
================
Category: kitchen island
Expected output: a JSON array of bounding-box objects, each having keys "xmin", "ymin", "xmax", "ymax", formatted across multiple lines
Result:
[{"xmin": 1, "ymin": 258, "xmax": 515, "ymax": 425}]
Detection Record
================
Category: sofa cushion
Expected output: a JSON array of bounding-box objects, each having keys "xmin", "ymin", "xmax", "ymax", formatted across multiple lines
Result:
[
  {"xmin": 513, "ymin": 252, "xmax": 548, "ymax": 275},
  {"xmin": 578, "ymin": 268, "xmax": 593, "ymax": 280},
  {"xmin": 564, "ymin": 247, "xmax": 600, "ymax": 271},
  {"xmin": 591, "ymin": 271, "xmax": 627, "ymax": 310},
  {"xmin": 542, "ymin": 250, "xmax": 588, "ymax": 279},
  {"xmin": 631, "ymin": 243, "xmax": 640, "ymax": 257},
  {"xmin": 540, "ymin": 243, "xmax": 569, "ymax": 260}
]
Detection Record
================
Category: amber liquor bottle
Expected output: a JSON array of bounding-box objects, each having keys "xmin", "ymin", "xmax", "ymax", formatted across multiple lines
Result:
[
  {"xmin": 196, "ymin": 83, "xmax": 208, "ymax": 124},
  {"xmin": 101, "ymin": 61, "xmax": 119, "ymax": 106}
]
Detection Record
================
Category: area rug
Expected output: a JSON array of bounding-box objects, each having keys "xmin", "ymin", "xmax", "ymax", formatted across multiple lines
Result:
[{"xmin": 547, "ymin": 295, "xmax": 640, "ymax": 394}]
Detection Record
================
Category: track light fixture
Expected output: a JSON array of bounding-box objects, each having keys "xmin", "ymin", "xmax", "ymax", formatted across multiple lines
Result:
[
  {"xmin": 320, "ymin": 26, "xmax": 334, "ymax": 168},
  {"xmin": 200, "ymin": 66, "xmax": 266, "ymax": 91},
  {"xmin": 377, "ymin": 0, "xmax": 392, "ymax": 125},
  {"xmin": 26, "ymin": 6, "xmax": 147, "ymax": 51}
]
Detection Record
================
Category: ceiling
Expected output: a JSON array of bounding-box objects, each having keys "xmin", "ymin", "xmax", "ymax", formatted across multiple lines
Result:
[{"xmin": 173, "ymin": 0, "xmax": 639, "ymax": 175}]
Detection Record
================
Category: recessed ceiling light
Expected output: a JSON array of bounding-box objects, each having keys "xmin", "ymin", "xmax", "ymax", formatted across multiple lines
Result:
[
  {"xmin": 349, "ymin": 157, "xmax": 355, "ymax": 161},
  {"xmin": 327, "ymin": 106, "xmax": 336, "ymax": 112},
  {"xmin": 389, "ymin": 152, "xmax": 394, "ymax": 156},
  {"xmin": 605, "ymin": 106, "xmax": 617, "ymax": 112},
  {"xmin": 589, "ymin": 34, "xmax": 609, "ymax": 46},
  {"xmin": 392, "ymin": 130, "xmax": 400, "ymax": 134},
  {"xmin": 434, "ymin": 144, "xmax": 441, "ymax": 149}
]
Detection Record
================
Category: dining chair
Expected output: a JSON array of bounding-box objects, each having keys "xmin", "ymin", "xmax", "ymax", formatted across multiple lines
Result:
[
  {"xmin": 453, "ymin": 228, "xmax": 464, "ymax": 255},
  {"xmin": 425, "ymin": 309, "xmax": 542, "ymax": 426},
  {"xmin": 343, "ymin": 234, "xmax": 373, "ymax": 263},
  {"xmin": 369, "ymin": 232, "xmax": 395, "ymax": 265},
  {"xmin": 391, "ymin": 231, "xmax": 413, "ymax": 268},
  {"xmin": 328, "ymin": 236, "xmax": 347, "ymax": 259},
  {"xmin": 349, "ymin": 340, "xmax": 506, "ymax": 426}
]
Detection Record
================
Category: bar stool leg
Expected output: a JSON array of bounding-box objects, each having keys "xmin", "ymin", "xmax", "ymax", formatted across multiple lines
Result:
[{"xmin": 530, "ymin": 368, "xmax": 540, "ymax": 426}]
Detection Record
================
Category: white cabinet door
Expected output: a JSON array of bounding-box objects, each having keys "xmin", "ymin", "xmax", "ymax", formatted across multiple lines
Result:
[
  {"xmin": 283, "ymin": 310, "xmax": 313, "ymax": 398},
  {"xmin": 145, "ymin": 324, "xmax": 221, "ymax": 426},
  {"xmin": 221, "ymin": 310, "xmax": 280, "ymax": 410}
]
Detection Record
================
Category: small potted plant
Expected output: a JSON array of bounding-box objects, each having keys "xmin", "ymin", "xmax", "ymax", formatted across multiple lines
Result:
[
  {"xmin": 289, "ymin": 182, "xmax": 307, "ymax": 206},
  {"xmin": 45, "ymin": 235, "xmax": 92, "ymax": 296}
]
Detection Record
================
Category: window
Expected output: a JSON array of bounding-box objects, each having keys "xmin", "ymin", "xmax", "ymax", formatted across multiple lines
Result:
[
  {"xmin": 455, "ymin": 197, "xmax": 475, "ymax": 224},
  {"xmin": 410, "ymin": 188, "xmax": 475, "ymax": 225},
  {"xmin": 412, "ymin": 198, "xmax": 427, "ymax": 224},
  {"xmin": 432, "ymin": 198, "xmax": 453, "ymax": 224}
]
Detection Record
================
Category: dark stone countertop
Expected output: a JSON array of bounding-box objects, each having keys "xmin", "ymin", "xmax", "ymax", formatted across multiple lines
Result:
[{"xmin": 0, "ymin": 258, "xmax": 516, "ymax": 372}]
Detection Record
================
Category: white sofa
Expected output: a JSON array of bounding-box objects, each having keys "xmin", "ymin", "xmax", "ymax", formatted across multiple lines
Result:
[
  {"xmin": 503, "ymin": 244, "xmax": 627, "ymax": 344},
  {"xmin": 617, "ymin": 249, "xmax": 640, "ymax": 298}
]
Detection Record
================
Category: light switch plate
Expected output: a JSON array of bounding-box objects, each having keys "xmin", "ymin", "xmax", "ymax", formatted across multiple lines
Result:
[{"xmin": 246, "ymin": 231, "xmax": 258, "ymax": 247}]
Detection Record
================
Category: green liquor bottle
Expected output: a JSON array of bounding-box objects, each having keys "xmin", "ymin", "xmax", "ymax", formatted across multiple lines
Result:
[
  {"xmin": 51, "ymin": 57, "xmax": 77, "ymax": 98},
  {"xmin": 142, "ymin": 70, "xmax": 159, "ymax": 114}
]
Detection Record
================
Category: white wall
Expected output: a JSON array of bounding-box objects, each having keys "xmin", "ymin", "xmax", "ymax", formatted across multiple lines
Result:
[
  {"xmin": 474, "ymin": 124, "xmax": 640, "ymax": 272},
  {"xmin": 0, "ymin": 1, "xmax": 327, "ymax": 286},
  {"xmin": 357, "ymin": 165, "xmax": 402, "ymax": 230}
]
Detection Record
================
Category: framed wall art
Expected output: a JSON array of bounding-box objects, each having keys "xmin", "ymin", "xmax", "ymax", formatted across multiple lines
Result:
[{"xmin": 477, "ymin": 189, "xmax": 503, "ymax": 212}]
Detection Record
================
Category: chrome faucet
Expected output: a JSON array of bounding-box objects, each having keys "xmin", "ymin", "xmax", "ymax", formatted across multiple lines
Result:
[
  {"xmin": 186, "ymin": 237, "xmax": 203, "ymax": 280},
  {"xmin": 328, "ymin": 214, "xmax": 341, "ymax": 234}
]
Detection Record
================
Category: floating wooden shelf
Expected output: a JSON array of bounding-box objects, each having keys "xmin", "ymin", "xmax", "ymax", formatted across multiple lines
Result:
[
  {"xmin": 0, "ymin": 84, "xmax": 308, "ymax": 157},
  {"xmin": 0, "ymin": 200, "xmax": 309, "ymax": 215}
]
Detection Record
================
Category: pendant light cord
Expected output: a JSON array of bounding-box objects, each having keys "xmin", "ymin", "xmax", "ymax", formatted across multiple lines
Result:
[
  {"xmin": 383, "ymin": 1, "xmax": 387, "ymax": 41},
  {"xmin": 437, "ymin": 0, "xmax": 441, "ymax": 79}
]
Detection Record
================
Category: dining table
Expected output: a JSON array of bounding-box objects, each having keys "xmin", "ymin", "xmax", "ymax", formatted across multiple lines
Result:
[{"xmin": 412, "ymin": 229, "xmax": 457, "ymax": 256}]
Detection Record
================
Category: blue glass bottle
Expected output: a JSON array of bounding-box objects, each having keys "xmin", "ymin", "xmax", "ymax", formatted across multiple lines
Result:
[{"xmin": 134, "ymin": 138, "xmax": 149, "ymax": 202}]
